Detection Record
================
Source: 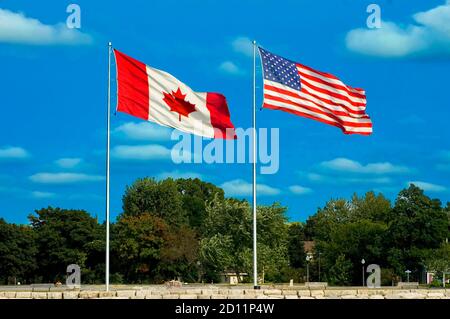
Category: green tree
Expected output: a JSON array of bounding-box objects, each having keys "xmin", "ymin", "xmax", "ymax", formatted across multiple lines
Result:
[
  {"xmin": 327, "ymin": 254, "xmax": 353, "ymax": 286},
  {"xmin": 158, "ymin": 224, "xmax": 199, "ymax": 282},
  {"xmin": 256, "ymin": 204, "xmax": 289, "ymax": 282},
  {"xmin": 200, "ymin": 196, "xmax": 251, "ymax": 280},
  {"xmin": 351, "ymin": 191, "xmax": 391, "ymax": 223},
  {"xmin": 29, "ymin": 207, "xmax": 104, "ymax": 283},
  {"xmin": 3, "ymin": 178, "xmax": 446, "ymax": 286},
  {"xmin": 306, "ymin": 192, "xmax": 391, "ymax": 284},
  {"xmin": 175, "ymin": 178, "xmax": 224, "ymax": 233},
  {"xmin": 122, "ymin": 178, "xmax": 186, "ymax": 225},
  {"xmin": 445, "ymin": 202, "xmax": 450, "ymax": 240},
  {"xmin": 305, "ymin": 192, "xmax": 391, "ymax": 241},
  {"xmin": 304, "ymin": 199, "xmax": 351, "ymax": 242},
  {"xmin": 113, "ymin": 212, "xmax": 199, "ymax": 283},
  {"xmin": 112, "ymin": 212, "xmax": 167, "ymax": 283},
  {"xmin": 117, "ymin": 177, "xmax": 231, "ymax": 283},
  {"xmin": 317, "ymin": 219, "xmax": 387, "ymax": 284},
  {"xmin": 200, "ymin": 196, "xmax": 289, "ymax": 283},
  {"xmin": 386, "ymin": 184, "xmax": 448, "ymax": 278},
  {"xmin": 422, "ymin": 243, "xmax": 450, "ymax": 283},
  {"xmin": 388, "ymin": 184, "xmax": 447, "ymax": 248},
  {"xmin": 287, "ymin": 222, "xmax": 306, "ymax": 269},
  {"xmin": 199, "ymin": 234, "xmax": 235, "ymax": 282},
  {"xmin": 0, "ymin": 219, "xmax": 37, "ymax": 284}
]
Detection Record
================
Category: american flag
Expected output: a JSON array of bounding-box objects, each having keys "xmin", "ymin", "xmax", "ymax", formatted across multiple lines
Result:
[{"xmin": 259, "ymin": 47, "xmax": 372, "ymax": 135}]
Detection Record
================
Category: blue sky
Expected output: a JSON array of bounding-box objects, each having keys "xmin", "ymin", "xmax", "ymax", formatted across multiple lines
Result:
[{"xmin": 1, "ymin": 0, "xmax": 450, "ymax": 224}]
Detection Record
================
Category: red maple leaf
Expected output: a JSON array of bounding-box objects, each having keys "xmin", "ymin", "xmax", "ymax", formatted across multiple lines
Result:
[{"xmin": 162, "ymin": 87, "xmax": 196, "ymax": 121}]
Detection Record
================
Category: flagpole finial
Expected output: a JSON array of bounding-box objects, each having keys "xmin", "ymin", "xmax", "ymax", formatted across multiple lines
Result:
[
  {"xmin": 252, "ymin": 40, "xmax": 256, "ymax": 45},
  {"xmin": 108, "ymin": 41, "xmax": 112, "ymax": 47}
]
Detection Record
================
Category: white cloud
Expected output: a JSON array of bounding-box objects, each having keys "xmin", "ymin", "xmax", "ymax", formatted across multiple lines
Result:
[
  {"xmin": 319, "ymin": 158, "xmax": 410, "ymax": 174},
  {"xmin": 407, "ymin": 181, "xmax": 447, "ymax": 192},
  {"xmin": 220, "ymin": 179, "xmax": 281, "ymax": 196},
  {"xmin": 414, "ymin": 1, "xmax": 450, "ymax": 35},
  {"xmin": 55, "ymin": 157, "xmax": 82, "ymax": 168},
  {"xmin": 232, "ymin": 36, "xmax": 253, "ymax": 57},
  {"xmin": 0, "ymin": 146, "xmax": 29, "ymax": 159},
  {"xmin": 157, "ymin": 170, "xmax": 203, "ymax": 180},
  {"xmin": 257, "ymin": 184, "xmax": 281, "ymax": 196},
  {"xmin": 345, "ymin": 1, "xmax": 450, "ymax": 57},
  {"xmin": 346, "ymin": 22, "xmax": 427, "ymax": 57},
  {"xmin": 305, "ymin": 172, "xmax": 325, "ymax": 182},
  {"xmin": 316, "ymin": 175, "xmax": 391, "ymax": 185},
  {"xmin": 0, "ymin": 9, "xmax": 92, "ymax": 45},
  {"xmin": 299, "ymin": 170, "xmax": 392, "ymax": 185},
  {"xmin": 219, "ymin": 61, "xmax": 244, "ymax": 75},
  {"xmin": 289, "ymin": 185, "xmax": 312, "ymax": 195},
  {"xmin": 31, "ymin": 191, "xmax": 56, "ymax": 199},
  {"xmin": 111, "ymin": 144, "xmax": 171, "ymax": 160},
  {"xmin": 113, "ymin": 122, "xmax": 172, "ymax": 141},
  {"xmin": 29, "ymin": 173, "xmax": 104, "ymax": 184}
]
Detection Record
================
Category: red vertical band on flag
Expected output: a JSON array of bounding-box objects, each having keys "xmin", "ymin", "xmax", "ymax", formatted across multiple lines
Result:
[
  {"xmin": 206, "ymin": 93, "xmax": 236, "ymax": 139},
  {"xmin": 114, "ymin": 49, "xmax": 149, "ymax": 121}
]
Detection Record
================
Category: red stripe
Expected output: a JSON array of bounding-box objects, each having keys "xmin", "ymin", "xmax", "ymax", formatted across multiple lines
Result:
[
  {"xmin": 263, "ymin": 103, "xmax": 372, "ymax": 135},
  {"xmin": 295, "ymin": 92, "xmax": 369, "ymax": 119},
  {"xmin": 264, "ymin": 84, "xmax": 299, "ymax": 99},
  {"xmin": 297, "ymin": 69, "xmax": 366, "ymax": 99},
  {"xmin": 264, "ymin": 94, "xmax": 372, "ymax": 128},
  {"xmin": 300, "ymin": 80, "xmax": 366, "ymax": 107},
  {"xmin": 296, "ymin": 63, "xmax": 339, "ymax": 81},
  {"xmin": 205, "ymin": 93, "xmax": 236, "ymax": 139},
  {"xmin": 296, "ymin": 63, "xmax": 365, "ymax": 92},
  {"xmin": 114, "ymin": 49, "xmax": 149, "ymax": 121},
  {"xmin": 264, "ymin": 84, "xmax": 367, "ymax": 116},
  {"xmin": 301, "ymin": 86, "xmax": 366, "ymax": 111}
]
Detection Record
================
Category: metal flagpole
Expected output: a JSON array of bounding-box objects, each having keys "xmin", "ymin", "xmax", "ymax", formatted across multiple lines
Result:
[
  {"xmin": 105, "ymin": 41, "xmax": 112, "ymax": 291},
  {"xmin": 252, "ymin": 40, "xmax": 260, "ymax": 289}
]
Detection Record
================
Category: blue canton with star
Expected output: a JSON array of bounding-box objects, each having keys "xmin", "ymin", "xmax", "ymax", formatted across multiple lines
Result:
[{"xmin": 259, "ymin": 47, "xmax": 301, "ymax": 91}]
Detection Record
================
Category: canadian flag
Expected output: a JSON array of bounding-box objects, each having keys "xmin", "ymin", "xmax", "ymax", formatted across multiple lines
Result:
[{"xmin": 114, "ymin": 49, "xmax": 235, "ymax": 139}]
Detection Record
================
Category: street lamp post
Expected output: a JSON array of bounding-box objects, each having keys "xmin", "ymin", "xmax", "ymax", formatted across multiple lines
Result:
[
  {"xmin": 306, "ymin": 262, "xmax": 309, "ymax": 283},
  {"xmin": 306, "ymin": 255, "xmax": 312, "ymax": 283},
  {"xmin": 361, "ymin": 259, "xmax": 366, "ymax": 286}
]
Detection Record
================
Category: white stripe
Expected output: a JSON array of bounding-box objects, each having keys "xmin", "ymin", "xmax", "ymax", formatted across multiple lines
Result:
[
  {"xmin": 264, "ymin": 99, "xmax": 372, "ymax": 132},
  {"xmin": 264, "ymin": 99, "xmax": 339, "ymax": 125},
  {"xmin": 264, "ymin": 80, "xmax": 367, "ymax": 114},
  {"xmin": 300, "ymin": 82, "xmax": 366, "ymax": 111},
  {"xmin": 298, "ymin": 91, "xmax": 366, "ymax": 118},
  {"xmin": 342, "ymin": 126, "xmax": 373, "ymax": 133},
  {"xmin": 297, "ymin": 65, "xmax": 365, "ymax": 95},
  {"xmin": 299, "ymin": 76, "xmax": 367, "ymax": 105},
  {"xmin": 300, "ymin": 80, "xmax": 366, "ymax": 106},
  {"xmin": 264, "ymin": 90, "xmax": 372, "ymax": 124}
]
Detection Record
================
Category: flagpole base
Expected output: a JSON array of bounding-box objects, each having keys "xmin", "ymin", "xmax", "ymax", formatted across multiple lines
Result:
[{"xmin": 254, "ymin": 285, "xmax": 261, "ymax": 290}]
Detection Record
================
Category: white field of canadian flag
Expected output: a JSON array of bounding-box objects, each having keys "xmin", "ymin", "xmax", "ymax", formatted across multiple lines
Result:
[{"xmin": 114, "ymin": 49, "xmax": 236, "ymax": 139}]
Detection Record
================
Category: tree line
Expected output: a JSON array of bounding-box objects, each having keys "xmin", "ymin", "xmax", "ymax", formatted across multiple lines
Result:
[{"xmin": 0, "ymin": 178, "xmax": 449, "ymax": 286}]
